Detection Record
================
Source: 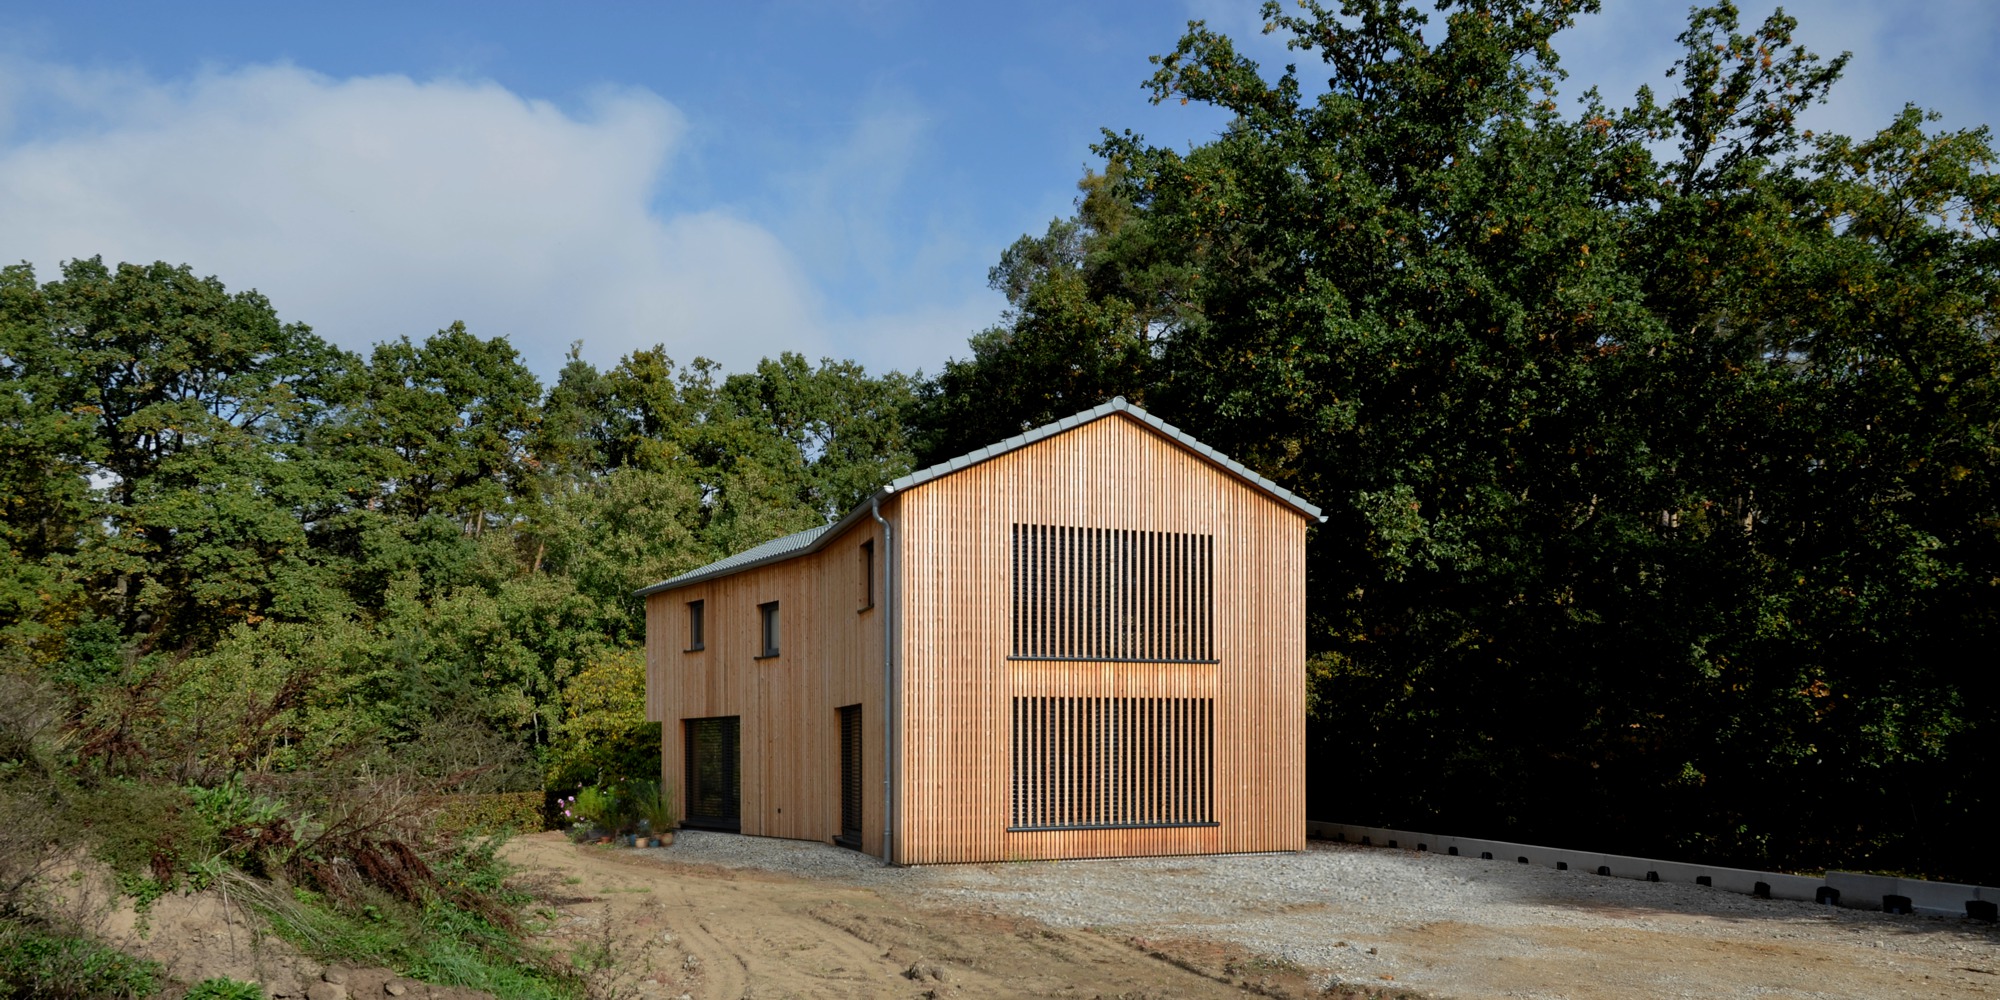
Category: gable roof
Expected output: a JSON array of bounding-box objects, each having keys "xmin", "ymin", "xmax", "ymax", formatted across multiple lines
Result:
[{"xmin": 635, "ymin": 397, "xmax": 1323, "ymax": 596}]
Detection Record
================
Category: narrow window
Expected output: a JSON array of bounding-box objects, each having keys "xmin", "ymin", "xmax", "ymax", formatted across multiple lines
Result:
[
  {"xmin": 758, "ymin": 601, "xmax": 781, "ymax": 658},
  {"xmin": 686, "ymin": 599, "xmax": 705, "ymax": 651},
  {"xmin": 859, "ymin": 540, "xmax": 876, "ymax": 611}
]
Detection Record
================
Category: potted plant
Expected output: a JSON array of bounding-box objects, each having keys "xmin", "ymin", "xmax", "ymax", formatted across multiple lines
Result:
[
  {"xmin": 626, "ymin": 780, "xmax": 677, "ymax": 848},
  {"xmin": 602, "ymin": 786, "xmax": 639, "ymax": 846}
]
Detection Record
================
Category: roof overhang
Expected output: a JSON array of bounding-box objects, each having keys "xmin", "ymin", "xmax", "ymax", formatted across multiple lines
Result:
[{"xmin": 635, "ymin": 397, "xmax": 1324, "ymax": 597}]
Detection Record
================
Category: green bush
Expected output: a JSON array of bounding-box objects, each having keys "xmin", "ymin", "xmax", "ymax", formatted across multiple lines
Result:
[
  {"xmin": 183, "ymin": 977, "xmax": 265, "ymax": 1000},
  {"xmin": 0, "ymin": 921, "xmax": 160, "ymax": 1000},
  {"xmin": 437, "ymin": 792, "xmax": 545, "ymax": 839},
  {"xmin": 568, "ymin": 785, "xmax": 613, "ymax": 832}
]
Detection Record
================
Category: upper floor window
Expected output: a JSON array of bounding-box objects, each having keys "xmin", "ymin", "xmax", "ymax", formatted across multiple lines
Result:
[
  {"xmin": 758, "ymin": 601, "xmax": 781, "ymax": 658},
  {"xmin": 1009, "ymin": 524, "xmax": 1215, "ymax": 662},
  {"xmin": 859, "ymin": 540, "xmax": 876, "ymax": 612},
  {"xmin": 686, "ymin": 599, "xmax": 705, "ymax": 651}
]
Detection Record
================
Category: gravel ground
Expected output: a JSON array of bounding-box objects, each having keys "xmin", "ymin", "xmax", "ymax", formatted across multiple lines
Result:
[{"xmin": 653, "ymin": 830, "xmax": 2000, "ymax": 994}]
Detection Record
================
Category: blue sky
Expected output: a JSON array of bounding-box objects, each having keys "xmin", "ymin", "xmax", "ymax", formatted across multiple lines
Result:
[{"xmin": 2, "ymin": 1, "xmax": 1994, "ymax": 381}]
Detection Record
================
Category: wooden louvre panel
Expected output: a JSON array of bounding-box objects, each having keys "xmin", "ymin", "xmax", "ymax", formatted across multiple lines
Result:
[
  {"xmin": 1009, "ymin": 696, "xmax": 1215, "ymax": 831},
  {"xmin": 837, "ymin": 704, "xmax": 863, "ymax": 847},
  {"xmin": 682, "ymin": 716, "xmax": 741, "ymax": 831},
  {"xmin": 1009, "ymin": 525, "xmax": 1215, "ymax": 661}
]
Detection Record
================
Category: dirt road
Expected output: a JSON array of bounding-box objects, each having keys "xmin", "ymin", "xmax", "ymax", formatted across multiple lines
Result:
[
  {"xmin": 506, "ymin": 832, "xmax": 2000, "ymax": 999},
  {"xmin": 507, "ymin": 833, "xmax": 1310, "ymax": 999}
]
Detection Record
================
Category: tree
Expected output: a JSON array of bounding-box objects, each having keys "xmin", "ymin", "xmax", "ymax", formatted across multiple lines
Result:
[
  {"xmin": 1, "ymin": 259, "xmax": 358, "ymax": 650},
  {"xmin": 346, "ymin": 322, "xmax": 543, "ymax": 533},
  {"xmin": 919, "ymin": 1, "xmax": 2000, "ymax": 880}
]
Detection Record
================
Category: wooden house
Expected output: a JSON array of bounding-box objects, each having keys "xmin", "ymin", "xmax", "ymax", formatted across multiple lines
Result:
[{"xmin": 640, "ymin": 398, "xmax": 1321, "ymax": 864}]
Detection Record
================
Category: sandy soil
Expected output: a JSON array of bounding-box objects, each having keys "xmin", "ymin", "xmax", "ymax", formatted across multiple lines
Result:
[
  {"xmin": 508, "ymin": 833, "xmax": 1311, "ymax": 999},
  {"xmin": 505, "ymin": 833, "xmax": 2000, "ymax": 1000}
]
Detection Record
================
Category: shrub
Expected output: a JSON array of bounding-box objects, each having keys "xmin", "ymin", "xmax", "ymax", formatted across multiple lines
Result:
[
  {"xmin": 569, "ymin": 785, "xmax": 614, "ymax": 832},
  {"xmin": 436, "ymin": 792, "xmax": 545, "ymax": 839},
  {"xmin": 544, "ymin": 649, "xmax": 659, "ymax": 794},
  {"xmin": 0, "ymin": 921, "xmax": 161, "ymax": 1000}
]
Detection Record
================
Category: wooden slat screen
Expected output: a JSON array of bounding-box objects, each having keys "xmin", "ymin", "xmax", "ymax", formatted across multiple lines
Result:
[
  {"xmin": 683, "ymin": 716, "xmax": 741, "ymax": 831},
  {"xmin": 1009, "ymin": 525, "xmax": 1215, "ymax": 661},
  {"xmin": 1009, "ymin": 696, "xmax": 1215, "ymax": 831}
]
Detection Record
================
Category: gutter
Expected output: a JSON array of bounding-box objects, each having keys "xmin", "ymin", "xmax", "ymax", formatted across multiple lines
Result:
[{"xmin": 869, "ymin": 492, "xmax": 899, "ymax": 865}]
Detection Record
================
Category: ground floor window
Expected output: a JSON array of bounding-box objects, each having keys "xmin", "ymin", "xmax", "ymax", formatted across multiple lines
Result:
[
  {"xmin": 683, "ymin": 716, "xmax": 741, "ymax": 831},
  {"xmin": 837, "ymin": 704, "xmax": 863, "ymax": 848},
  {"xmin": 1009, "ymin": 696, "xmax": 1216, "ymax": 831}
]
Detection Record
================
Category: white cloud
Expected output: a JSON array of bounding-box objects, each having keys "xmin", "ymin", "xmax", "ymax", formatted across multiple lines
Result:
[
  {"xmin": 0, "ymin": 60, "xmax": 829, "ymax": 379},
  {"xmin": 831, "ymin": 291, "xmax": 1007, "ymax": 377}
]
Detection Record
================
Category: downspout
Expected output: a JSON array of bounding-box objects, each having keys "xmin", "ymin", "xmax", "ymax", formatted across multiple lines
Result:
[{"xmin": 869, "ymin": 492, "xmax": 898, "ymax": 865}]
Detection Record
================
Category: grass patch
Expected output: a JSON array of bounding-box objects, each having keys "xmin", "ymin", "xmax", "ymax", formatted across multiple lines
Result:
[
  {"xmin": 182, "ymin": 978, "xmax": 265, "ymax": 1000},
  {"xmin": 0, "ymin": 920, "xmax": 161, "ymax": 1000},
  {"xmin": 251, "ymin": 837, "xmax": 580, "ymax": 1000},
  {"xmin": 258, "ymin": 889, "xmax": 573, "ymax": 1000}
]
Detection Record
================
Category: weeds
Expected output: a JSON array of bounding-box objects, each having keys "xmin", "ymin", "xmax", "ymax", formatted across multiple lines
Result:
[
  {"xmin": 251, "ymin": 836, "xmax": 579, "ymax": 1000},
  {"xmin": 0, "ymin": 921, "xmax": 161, "ymax": 1000},
  {"xmin": 182, "ymin": 977, "xmax": 265, "ymax": 1000}
]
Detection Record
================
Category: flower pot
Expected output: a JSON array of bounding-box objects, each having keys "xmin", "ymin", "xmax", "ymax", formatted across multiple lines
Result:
[{"xmin": 657, "ymin": 830, "xmax": 675, "ymax": 847}]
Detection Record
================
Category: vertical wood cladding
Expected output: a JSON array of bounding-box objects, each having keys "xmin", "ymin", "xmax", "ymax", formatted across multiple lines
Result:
[
  {"xmin": 644, "ymin": 517, "xmax": 888, "ymax": 857},
  {"xmin": 1010, "ymin": 525, "xmax": 1214, "ymax": 661},
  {"xmin": 898, "ymin": 412, "xmax": 1306, "ymax": 864},
  {"xmin": 645, "ymin": 409, "xmax": 1307, "ymax": 865}
]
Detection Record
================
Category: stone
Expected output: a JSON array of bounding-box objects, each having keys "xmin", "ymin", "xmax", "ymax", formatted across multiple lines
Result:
[
  {"xmin": 384, "ymin": 984, "xmax": 409, "ymax": 997},
  {"xmin": 306, "ymin": 984, "xmax": 349, "ymax": 1000},
  {"xmin": 323, "ymin": 969, "xmax": 349, "ymax": 985}
]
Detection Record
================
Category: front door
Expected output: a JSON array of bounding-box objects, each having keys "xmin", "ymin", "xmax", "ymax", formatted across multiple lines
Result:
[
  {"xmin": 683, "ymin": 716, "xmax": 740, "ymax": 831},
  {"xmin": 837, "ymin": 705, "xmax": 862, "ymax": 847}
]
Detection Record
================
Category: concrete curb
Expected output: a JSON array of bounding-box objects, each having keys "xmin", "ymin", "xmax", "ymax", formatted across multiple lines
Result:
[
  {"xmin": 1307, "ymin": 820, "xmax": 1996, "ymax": 919},
  {"xmin": 1825, "ymin": 871, "xmax": 1999, "ymax": 918}
]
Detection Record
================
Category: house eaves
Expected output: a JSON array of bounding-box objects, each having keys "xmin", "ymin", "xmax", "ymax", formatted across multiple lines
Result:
[{"xmin": 635, "ymin": 396, "xmax": 1324, "ymax": 597}]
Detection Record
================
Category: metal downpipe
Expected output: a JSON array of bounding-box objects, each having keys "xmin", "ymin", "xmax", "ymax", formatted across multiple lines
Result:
[{"xmin": 870, "ymin": 493, "xmax": 898, "ymax": 865}]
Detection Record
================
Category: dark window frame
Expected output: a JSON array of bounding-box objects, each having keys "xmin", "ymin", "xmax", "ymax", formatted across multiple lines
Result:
[
  {"xmin": 836, "ymin": 704, "xmax": 863, "ymax": 848},
  {"xmin": 682, "ymin": 716, "xmax": 741, "ymax": 831},
  {"xmin": 859, "ymin": 540, "xmax": 876, "ymax": 612},
  {"xmin": 756, "ymin": 600, "xmax": 781, "ymax": 658},
  {"xmin": 685, "ymin": 599, "xmax": 705, "ymax": 651}
]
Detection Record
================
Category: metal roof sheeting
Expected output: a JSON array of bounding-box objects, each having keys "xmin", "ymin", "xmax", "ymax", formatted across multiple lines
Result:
[{"xmin": 635, "ymin": 397, "xmax": 1324, "ymax": 596}]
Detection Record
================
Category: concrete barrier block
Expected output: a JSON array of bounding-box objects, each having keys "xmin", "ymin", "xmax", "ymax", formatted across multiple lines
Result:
[
  {"xmin": 1825, "ymin": 872, "xmax": 1898, "ymax": 910},
  {"xmin": 1648, "ymin": 860, "xmax": 1711, "ymax": 885},
  {"xmin": 1307, "ymin": 822, "xmax": 1848, "ymax": 905},
  {"xmin": 1828, "ymin": 871, "xmax": 1995, "ymax": 917}
]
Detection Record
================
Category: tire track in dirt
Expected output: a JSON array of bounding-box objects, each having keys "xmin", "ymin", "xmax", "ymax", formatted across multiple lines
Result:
[{"xmin": 508, "ymin": 834, "xmax": 1309, "ymax": 998}]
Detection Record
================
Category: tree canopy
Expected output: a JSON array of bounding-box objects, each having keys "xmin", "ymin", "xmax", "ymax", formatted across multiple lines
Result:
[{"xmin": 917, "ymin": 0, "xmax": 1999, "ymax": 879}]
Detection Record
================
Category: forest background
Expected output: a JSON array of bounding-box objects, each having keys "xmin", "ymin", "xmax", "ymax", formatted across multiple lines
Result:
[{"xmin": 1, "ymin": 5, "xmax": 1996, "ymax": 974}]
